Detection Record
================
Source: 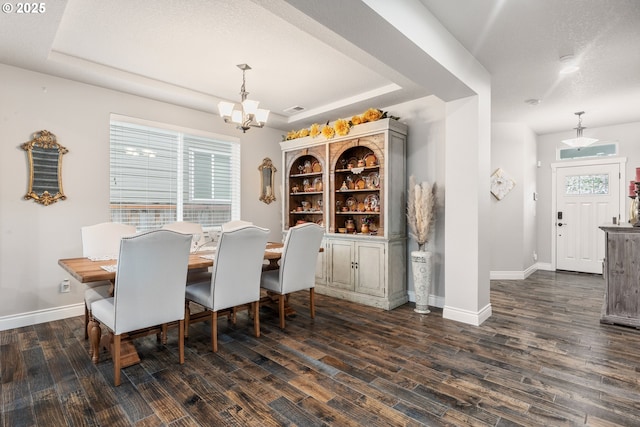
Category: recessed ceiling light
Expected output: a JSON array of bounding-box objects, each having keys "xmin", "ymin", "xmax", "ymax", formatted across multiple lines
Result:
[
  {"xmin": 524, "ymin": 98, "xmax": 541, "ymax": 106},
  {"xmin": 559, "ymin": 54, "xmax": 580, "ymax": 74}
]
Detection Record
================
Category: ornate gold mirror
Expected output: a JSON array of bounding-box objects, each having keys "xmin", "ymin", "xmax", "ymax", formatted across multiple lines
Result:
[
  {"xmin": 21, "ymin": 130, "xmax": 68, "ymax": 206},
  {"xmin": 259, "ymin": 157, "xmax": 276, "ymax": 204}
]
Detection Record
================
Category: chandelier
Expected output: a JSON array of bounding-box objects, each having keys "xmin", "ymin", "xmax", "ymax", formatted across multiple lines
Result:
[
  {"xmin": 561, "ymin": 111, "xmax": 598, "ymax": 148},
  {"xmin": 217, "ymin": 64, "xmax": 270, "ymax": 133}
]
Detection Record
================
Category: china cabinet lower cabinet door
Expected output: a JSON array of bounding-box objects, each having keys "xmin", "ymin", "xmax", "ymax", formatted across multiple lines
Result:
[
  {"xmin": 327, "ymin": 240, "xmax": 355, "ymax": 291},
  {"xmin": 353, "ymin": 241, "xmax": 385, "ymax": 297},
  {"xmin": 321, "ymin": 238, "xmax": 402, "ymax": 308}
]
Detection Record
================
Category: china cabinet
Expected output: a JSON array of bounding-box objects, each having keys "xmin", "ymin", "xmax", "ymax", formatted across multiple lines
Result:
[{"xmin": 280, "ymin": 118, "xmax": 407, "ymax": 309}]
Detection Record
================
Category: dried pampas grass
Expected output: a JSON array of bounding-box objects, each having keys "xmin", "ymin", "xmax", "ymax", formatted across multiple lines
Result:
[{"xmin": 407, "ymin": 175, "xmax": 435, "ymax": 250}]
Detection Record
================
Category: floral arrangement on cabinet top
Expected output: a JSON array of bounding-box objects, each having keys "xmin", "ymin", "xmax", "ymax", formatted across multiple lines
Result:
[{"xmin": 282, "ymin": 108, "xmax": 399, "ymax": 141}]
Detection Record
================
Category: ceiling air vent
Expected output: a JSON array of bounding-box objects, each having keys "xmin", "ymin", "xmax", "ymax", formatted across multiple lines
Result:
[{"xmin": 283, "ymin": 106, "xmax": 305, "ymax": 115}]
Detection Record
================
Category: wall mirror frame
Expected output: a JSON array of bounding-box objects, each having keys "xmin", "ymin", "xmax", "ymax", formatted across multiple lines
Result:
[
  {"xmin": 21, "ymin": 130, "xmax": 68, "ymax": 206},
  {"xmin": 258, "ymin": 157, "xmax": 277, "ymax": 204}
]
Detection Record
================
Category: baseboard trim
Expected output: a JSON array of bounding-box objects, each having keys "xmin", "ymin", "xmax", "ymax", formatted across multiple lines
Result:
[
  {"xmin": 535, "ymin": 262, "xmax": 554, "ymax": 271},
  {"xmin": 490, "ymin": 264, "xmax": 538, "ymax": 280},
  {"xmin": 443, "ymin": 302, "xmax": 492, "ymax": 326},
  {"xmin": 407, "ymin": 291, "xmax": 445, "ymax": 308},
  {"xmin": 0, "ymin": 303, "xmax": 84, "ymax": 331}
]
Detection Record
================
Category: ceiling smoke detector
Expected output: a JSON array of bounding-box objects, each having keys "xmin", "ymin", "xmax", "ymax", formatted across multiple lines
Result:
[{"xmin": 559, "ymin": 54, "xmax": 580, "ymax": 74}]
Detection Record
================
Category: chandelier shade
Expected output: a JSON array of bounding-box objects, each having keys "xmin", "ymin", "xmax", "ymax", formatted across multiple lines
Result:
[
  {"xmin": 218, "ymin": 64, "xmax": 269, "ymax": 133},
  {"xmin": 561, "ymin": 111, "xmax": 598, "ymax": 148}
]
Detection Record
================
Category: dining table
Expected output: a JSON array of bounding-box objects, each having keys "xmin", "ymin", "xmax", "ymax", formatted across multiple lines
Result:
[{"xmin": 58, "ymin": 242, "xmax": 286, "ymax": 366}]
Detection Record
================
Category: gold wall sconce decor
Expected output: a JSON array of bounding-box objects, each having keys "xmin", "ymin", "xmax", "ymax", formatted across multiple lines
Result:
[{"xmin": 259, "ymin": 157, "xmax": 276, "ymax": 204}]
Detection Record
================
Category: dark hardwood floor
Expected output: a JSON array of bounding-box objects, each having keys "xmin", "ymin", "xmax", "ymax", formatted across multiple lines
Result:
[{"xmin": 2, "ymin": 270, "xmax": 640, "ymax": 426}]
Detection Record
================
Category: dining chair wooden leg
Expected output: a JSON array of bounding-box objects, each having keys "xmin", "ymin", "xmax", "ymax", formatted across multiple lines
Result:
[
  {"xmin": 184, "ymin": 301, "xmax": 191, "ymax": 339},
  {"xmin": 211, "ymin": 311, "xmax": 218, "ymax": 352},
  {"xmin": 89, "ymin": 319, "xmax": 101, "ymax": 364},
  {"xmin": 161, "ymin": 324, "xmax": 168, "ymax": 344},
  {"xmin": 279, "ymin": 294, "xmax": 286, "ymax": 329},
  {"xmin": 178, "ymin": 319, "xmax": 185, "ymax": 364},
  {"xmin": 113, "ymin": 334, "xmax": 122, "ymax": 386},
  {"xmin": 309, "ymin": 288, "xmax": 315, "ymax": 319},
  {"xmin": 231, "ymin": 306, "xmax": 237, "ymax": 324},
  {"xmin": 253, "ymin": 302, "xmax": 260, "ymax": 338},
  {"xmin": 84, "ymin": 303, "xmax": 90, "ymax": 340}
]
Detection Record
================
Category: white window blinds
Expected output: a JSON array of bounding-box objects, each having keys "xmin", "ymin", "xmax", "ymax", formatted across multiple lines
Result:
[{"xmin": 110, "ymin": 117, "xmax": 240, "ymax": 231}]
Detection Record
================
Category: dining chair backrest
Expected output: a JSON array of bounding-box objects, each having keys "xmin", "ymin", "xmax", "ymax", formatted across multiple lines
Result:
[
  {"xmin": 278, "ymin": 223, "xmax": 324, "ymax": 294},
  {"xmin": 81, "ymin": 222, "xmax": 136, "ymax": 259},
  {"xmin": 221, "ymin": 220, "xmax": 253, "ymax": 232},
  {"xmin": 161, "ymin": 221, "xmax": 206, "ymax": 248},
  {"xmin": 210, "ymin": 225, "xmax": 268, "ymax": 311},
  {"xmin": 112, "ymin": 230, "xmax": 191, "ymax": 335}
]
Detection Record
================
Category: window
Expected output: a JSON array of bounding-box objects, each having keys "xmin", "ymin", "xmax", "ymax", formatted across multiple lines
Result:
[
  {"xmin": 558, "ymin": 143, "xmax": 617, "ymax": 160},
  {"xmin": 564, "ymin": 174, "xmax": 609, "ymax": 195},
  {"xmin": 110, "ymin": 115, "xmax": 240, "ymax": 231}
]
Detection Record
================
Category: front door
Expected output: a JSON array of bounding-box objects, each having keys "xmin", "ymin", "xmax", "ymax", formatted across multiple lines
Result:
[{"xmin": 555, "ymin": 163, "xmax": 620, "ymax": 274}]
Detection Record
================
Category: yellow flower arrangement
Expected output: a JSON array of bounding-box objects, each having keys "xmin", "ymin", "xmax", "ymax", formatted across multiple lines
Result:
[
  {"xmin": 321, "ymin": 124, "xmax": 335, "ymax": 139},
  {"xmin": 285, "ymin": 130, "xmax": 298, "ymax": 140},
  {"xmin": 363, "ymin": 108, "xmax": 383, "ymax": 123},
  {"xmin": 334, "ymin": 118, "xmax": 350, "ymax": 136},
  {"xmin": 281, "ymin": 108, "xmax": 398, "ymax": 141},
  {"xmin": 309, "ymin": 123, "xmax": 321, "ymax": 138}
]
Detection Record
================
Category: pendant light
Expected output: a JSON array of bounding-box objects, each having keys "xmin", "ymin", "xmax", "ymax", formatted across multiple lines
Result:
[
  {"xmin": 218, "ymin": 64, "xmax": 270, "ymax": 133},
  {"xmin": 561, "ymin": 111, "xmax": 598, "ymax": 148}
]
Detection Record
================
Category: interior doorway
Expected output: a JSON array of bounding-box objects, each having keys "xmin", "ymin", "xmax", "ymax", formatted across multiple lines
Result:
[{"xmin": 552, "ymin": 159, "xmax": 625, "ymax": 274}]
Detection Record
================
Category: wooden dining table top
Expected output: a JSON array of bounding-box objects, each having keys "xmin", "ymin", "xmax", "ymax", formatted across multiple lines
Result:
[{"xmin": 58, "ymin": 242, "xmax": 285, "ymax": 283}]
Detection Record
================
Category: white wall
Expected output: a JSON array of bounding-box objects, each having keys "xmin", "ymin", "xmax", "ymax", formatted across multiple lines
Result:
[
  {"xmin": 536, "ymin": 121, "xmax": 640, "ymax": 266},
  {"xmin": 491, "ymin": 123, "xmax": 537, "ymax": 278},
  {"xmin": 0, "ymin": 64, "xmax": 283, "ymax": 323},
  {"xmin": 384, "ymin": 96, "xmax": 445, "ymax": 305},
  {"xmin": 366, "ymin": 0, "xmax": 493, "ymax": 325}
]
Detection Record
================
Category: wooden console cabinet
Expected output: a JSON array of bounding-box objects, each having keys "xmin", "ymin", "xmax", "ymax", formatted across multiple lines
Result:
[
  {"xmin": 281, "ymin": 118, "xmax": 407, "ymax": 309},
  {"xmin": 599, "ymin": 224, "xmax": 640, "ymax": 327}
]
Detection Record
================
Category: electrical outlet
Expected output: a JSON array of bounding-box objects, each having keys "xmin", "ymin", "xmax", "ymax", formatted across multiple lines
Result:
[
  {"xmin": 533, "ymin": 252, "xmax": 538, "ymax": 262},
  {"xmin": 60, "ymin": 279, "xmax": 71, "ymax": 293}
]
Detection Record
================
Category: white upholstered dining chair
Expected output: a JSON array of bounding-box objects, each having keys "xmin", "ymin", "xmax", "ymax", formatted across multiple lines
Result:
[
  {"xmin": 260, "ymin": 223, "xmax": 324, "ymax": 329},
  {"xmin": 81, "ymin": 222, "xmax": 136, "ymax": 340},
  {"xmin": 90, "ymin": 229, "xmax": 191, "ymax": 386},
  {"xmin": 184, "ymin": 224, "xmax": 268, "ymax": 352},
  {"xmin": 162, "ymin": 221, "xmax": 211, "ymax": 284},
  {"xmin": 221, "ymin": 220, "xmax": 253, "ymax": 231},
  {"xmin": 162, "ymin": 221, "xmax": 206, "ymax": 251}
]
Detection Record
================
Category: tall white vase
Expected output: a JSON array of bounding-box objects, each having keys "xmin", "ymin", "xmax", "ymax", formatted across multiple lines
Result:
[{"xmin": 412, "ymin": 250, "xmax": 432, "ymax": 314}]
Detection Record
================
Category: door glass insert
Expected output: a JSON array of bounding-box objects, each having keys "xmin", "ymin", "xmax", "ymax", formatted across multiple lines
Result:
[{"xmin": 565, "ymin": 174, "xmax": 609, "ymax": 195}]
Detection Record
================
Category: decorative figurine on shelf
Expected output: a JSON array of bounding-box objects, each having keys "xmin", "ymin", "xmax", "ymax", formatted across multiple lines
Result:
[
  {"xmin": 345, "ymin": 218, "xmax": 356, "ymax": 234},
  {"xmin": 340, "ymin": 181, "xmax": 348, "ymax": 191},
  {"xmin": 303, "ymin": 160, "xmax": 312, "ymax": 174},
  {"xmin": 361, "ymin": 217, "xmax": 372, "ymax": 234}
]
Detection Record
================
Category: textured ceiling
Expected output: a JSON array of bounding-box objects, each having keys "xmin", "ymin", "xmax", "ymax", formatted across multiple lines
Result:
[
  {"xmin": 1, "ymin": 0, "xmax": 639, "ymax": 135},
  {"xmin": 420, "ymin": 0, "xmax": 640, "ymax": 134}
]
